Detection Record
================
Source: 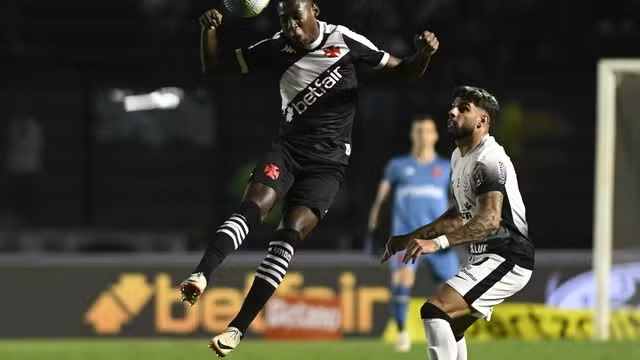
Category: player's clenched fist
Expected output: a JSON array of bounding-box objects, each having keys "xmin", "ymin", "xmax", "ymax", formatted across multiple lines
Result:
[
  {"xmin": 414, "ymin": 31, "xmax": 439, "ymax": 55},
  {"xmin": 200, "ymin": 9, "xmax": 223, "ymax": 30}
]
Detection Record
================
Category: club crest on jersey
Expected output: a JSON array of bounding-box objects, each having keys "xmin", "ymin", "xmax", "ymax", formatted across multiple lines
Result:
[
  {"xmin": 432, "ymin": 166, "xmax": 442, "ymax": 178},
  {"xmin": 283, "ymin": 66, "xmax": 343, "ymax": 121},
  {"xmin": 323, "ymin": 45, "xmax": 341, "ymax": 58},
  {"xmin": 462, "ymin": 174, "xmax": 471, "ymax": 193}
]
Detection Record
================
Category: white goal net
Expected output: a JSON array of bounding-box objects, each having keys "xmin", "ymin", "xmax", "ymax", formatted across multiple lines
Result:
[{"xmin": 594, "ymin": 59, "xmax": 640, "ymax": 340}]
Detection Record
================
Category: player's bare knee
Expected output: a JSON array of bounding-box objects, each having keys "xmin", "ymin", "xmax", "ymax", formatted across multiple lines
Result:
[
  {"xmin": 243, "ymin": 183, "xmax": 278, "ymax": 218},
  {"xmin": 425, "ymin": 284, "xmax": 472, "ymax": 318},
  {"xmin": 425, "ymin": 296, "xmax": 447, "ymax": 313}
]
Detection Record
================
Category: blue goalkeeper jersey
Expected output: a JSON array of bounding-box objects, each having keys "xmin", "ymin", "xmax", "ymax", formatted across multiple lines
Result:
[{"xmin": 384, "ymin": 155, "xmax": 451, "ymax": 236}]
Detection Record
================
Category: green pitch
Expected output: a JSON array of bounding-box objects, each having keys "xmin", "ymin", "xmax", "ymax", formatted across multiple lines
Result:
[{"xmin": 0, "ymin": 340, "xmax": 637, "ymax": 360}]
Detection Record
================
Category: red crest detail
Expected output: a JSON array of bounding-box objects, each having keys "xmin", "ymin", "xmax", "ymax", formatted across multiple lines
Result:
[
  {"xmin": 264, "ymin": 164, "xmax": 280, "ymax": 180},
  {"xmin": 323, "ymin": 46, "xmax": 341, "ymax": 58}
]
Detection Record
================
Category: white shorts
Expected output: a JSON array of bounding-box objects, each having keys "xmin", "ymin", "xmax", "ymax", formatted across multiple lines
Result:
[{"xmin": 446, "ymin": 253, "xmax": 532, "ymax": 320}]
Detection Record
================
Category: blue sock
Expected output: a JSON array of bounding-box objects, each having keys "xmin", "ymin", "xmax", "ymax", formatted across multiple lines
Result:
[{"xmin": 391, "ymin": 285, "xmax": 411, "ymax": 331}]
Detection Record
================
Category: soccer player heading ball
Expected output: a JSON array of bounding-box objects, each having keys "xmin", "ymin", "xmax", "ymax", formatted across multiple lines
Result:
[
  {"xmin": 382, "ymin": 86, "xmax": 535, "ymax": 360},
  {"xmin": 182, "ymin": 0, "xmax": 439, "ymax": 356}
]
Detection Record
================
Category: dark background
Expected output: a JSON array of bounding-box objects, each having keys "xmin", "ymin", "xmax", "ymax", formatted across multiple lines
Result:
[{"xmin": 0, "ymin": 0, "xmax": 638, "ymax": 252}]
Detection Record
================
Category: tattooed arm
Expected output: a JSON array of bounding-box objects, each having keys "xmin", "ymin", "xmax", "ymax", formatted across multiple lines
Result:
[
  {"xmin": 441, "ymin": 191, "xmax": 502, "ymax": 246},
  {"xmin": 412, "ymin": 205, "xmax": 463, "ymax": 240},
  {"xmin": 412, "ymin": 182, "xmax": 464, "ymax": 239},
  {"xmin": 400, "ymin": 191, "xmax": 503, "ymax": 264}
]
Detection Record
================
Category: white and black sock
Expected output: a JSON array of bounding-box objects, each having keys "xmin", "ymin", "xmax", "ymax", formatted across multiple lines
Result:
[
  {"xmin": 194, "ymin": 201, "xmax": 261, "ymax": 281},
  {"xmin": 421, "ymin": 302, "xmax": 457, "ymax": 360},
  {"xmin": 229, "ymin": 229, "xmax": 298, "ymax": 334}
]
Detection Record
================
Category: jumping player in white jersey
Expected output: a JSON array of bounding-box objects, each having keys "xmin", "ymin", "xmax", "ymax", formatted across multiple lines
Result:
[
  {"xmin": 180, "ymin": 0, "xmax": 440, "ymax": 356},
  {"xmin": 382, "ymin": 86, "xmax": 534, "ymax": 360}
]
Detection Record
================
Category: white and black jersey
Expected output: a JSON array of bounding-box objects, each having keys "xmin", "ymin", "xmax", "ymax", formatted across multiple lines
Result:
[
  {"xmin": 233, "ymin": 21, "xmax": 390, "ymax": 164},
  {"xmin": 450, "ymin": 135, "xmax": 534, "ymax": 269}
]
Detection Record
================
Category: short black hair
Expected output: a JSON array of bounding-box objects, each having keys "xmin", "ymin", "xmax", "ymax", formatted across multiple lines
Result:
[
  {"xmin": 412, "ymin": 114, "xmax": 435, "ymax": 124},
  {"xmin": 452, "ymin": 86, "xmax": 500, "ymax": 121}
]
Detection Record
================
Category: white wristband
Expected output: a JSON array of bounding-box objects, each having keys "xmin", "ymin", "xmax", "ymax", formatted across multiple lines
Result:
[{"xmin": 433, "ymin": 235, "xmax": 450, "ymax": 250}]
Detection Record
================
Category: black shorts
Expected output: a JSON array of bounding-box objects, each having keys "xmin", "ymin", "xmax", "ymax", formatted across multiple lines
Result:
[{"xmin": 249, "ymin": 146, "xmax": 347, "ymax": 219}]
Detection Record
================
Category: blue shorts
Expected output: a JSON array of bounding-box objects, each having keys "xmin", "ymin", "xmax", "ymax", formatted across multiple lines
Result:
[{"xmin": 390, "ymin": 248, "xmax": 460, "ymax": 283}]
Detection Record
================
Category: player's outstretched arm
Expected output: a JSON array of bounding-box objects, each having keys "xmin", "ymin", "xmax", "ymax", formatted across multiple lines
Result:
[
  {"xmin": 199, "ymin": 9, "xmax": 230, "ymax": 77},
  {"xmin": 400, "ymin": 192, "xmax": 503, "ymax": 264},
  {"xmin": 382, "ymin": 31, "xmax": 439, "ymax": 80}
]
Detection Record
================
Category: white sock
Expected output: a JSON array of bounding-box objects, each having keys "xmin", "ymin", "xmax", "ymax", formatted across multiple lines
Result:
[
  {"xmin": 456, "ymin": 337, "xmax": 467, "ymax": 360},
  {"xmin": 423, "ymin": 318, "xmax": 457, "ymax": 360}
]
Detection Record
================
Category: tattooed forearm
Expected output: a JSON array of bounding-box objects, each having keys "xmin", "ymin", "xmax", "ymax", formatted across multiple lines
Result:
[
  {"xmin": 446, "ymin": 192, "xmax": 503, "ymax": 246},
  {"xmin": 446, "ymin": 212, "xmax": 499, "ymax": 245},
  {"xmin": 413, "ymin": 207, "xmax": 463, "ymax": 239}
]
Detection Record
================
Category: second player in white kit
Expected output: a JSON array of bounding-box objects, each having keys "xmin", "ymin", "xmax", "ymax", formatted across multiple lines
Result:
[
  {"xmin": 446, "ymin": 133, "xmax": 532, "ymax": 321},
  {"xmin": 382, "ymin": 86, "xmax": 534, "ymax": 360}
]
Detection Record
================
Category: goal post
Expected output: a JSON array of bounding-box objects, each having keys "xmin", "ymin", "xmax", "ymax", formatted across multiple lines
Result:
[{"xmin": 594, "ymin": 59, "xmax": 640, "ymax": 340}]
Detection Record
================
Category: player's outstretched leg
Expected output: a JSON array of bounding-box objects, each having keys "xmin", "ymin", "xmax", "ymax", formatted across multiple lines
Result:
[
  {"xmin": 180, "ymin": 183, "xmax": 276, "ymax": 305},
  {"xmin": 209, "ymin": 206, "xmax": 318, "ymax": 357}
]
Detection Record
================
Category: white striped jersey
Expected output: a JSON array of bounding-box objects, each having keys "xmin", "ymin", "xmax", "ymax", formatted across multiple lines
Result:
[
  {"xmin": 233, "ymin": 21, "xmax": 389, "ymax": 164},
  {"xmin": 450, "ymin": 135, "xmax": 534, "ymax": 269}
]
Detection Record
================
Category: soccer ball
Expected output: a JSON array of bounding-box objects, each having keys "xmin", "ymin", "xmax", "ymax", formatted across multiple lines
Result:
[{"xmin": 223, "ymin": 0, "xmax": 270, "ymax": 18}]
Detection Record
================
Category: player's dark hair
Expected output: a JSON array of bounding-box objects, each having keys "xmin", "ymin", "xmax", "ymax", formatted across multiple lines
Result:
[
  {"xmin": 452, "ymin": 86, "xmax": 500, "ymax": 122},
  {"xmin": 412, "ymin": 114, "xmax": 435, "ymax": 124}
]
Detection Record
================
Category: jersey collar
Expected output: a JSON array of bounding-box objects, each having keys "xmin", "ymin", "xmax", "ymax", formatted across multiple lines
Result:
[
  {"xmin": 462, "ymin": 135, "xmax": 493, "ymax": 158},
  {"xmin": 304, "ymin": 21, "xmax": 326, "ymax": 50}
]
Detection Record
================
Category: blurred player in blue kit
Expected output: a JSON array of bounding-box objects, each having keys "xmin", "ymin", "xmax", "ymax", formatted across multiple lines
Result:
[{"xmin": 368, "ymin": 116, "xmax": 459, "ymax": 352}]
